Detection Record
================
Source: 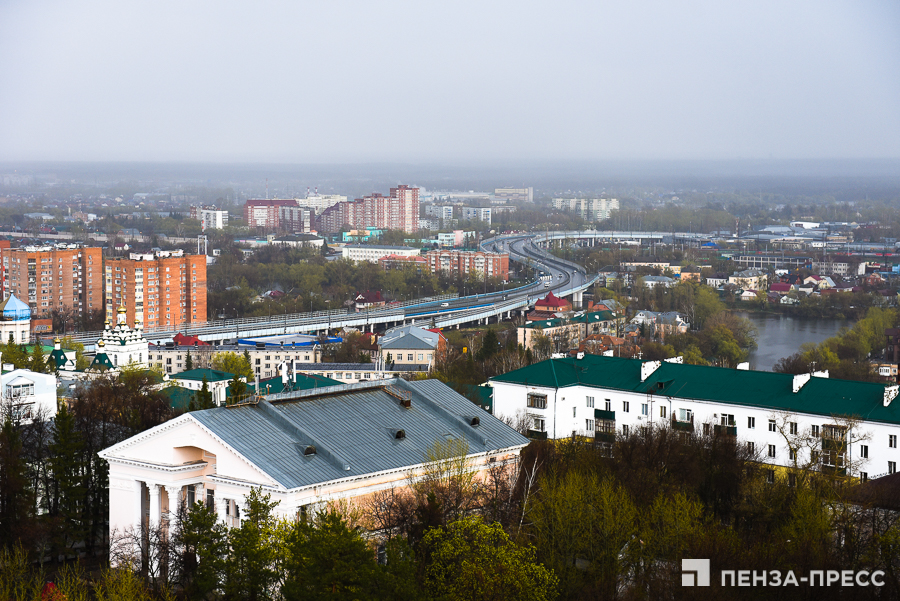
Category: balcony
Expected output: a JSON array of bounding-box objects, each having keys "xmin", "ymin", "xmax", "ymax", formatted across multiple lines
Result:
[
  {"xmin": 714, "ymin": 424, "xmax": 737, "ymax": 437},
  {"xmin": 594, "ymin": 409, "xmax": 615, "ymax": 420},
  {"xmin": 594, "ymin": 431, "xmax": 616, "ymax": 444},
  {"xmin": 527, "ymin": 429, "xmax": 548, "ymax": 440},
  {"xmin": 671, "ymin": 417, "xmax": 694, "ymax": 432}
]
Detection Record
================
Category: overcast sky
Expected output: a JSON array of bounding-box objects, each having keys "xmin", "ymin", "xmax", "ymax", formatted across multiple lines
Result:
[{"xmin": 2, "ymin": 0, "xmax": 899, "ymax": 163}]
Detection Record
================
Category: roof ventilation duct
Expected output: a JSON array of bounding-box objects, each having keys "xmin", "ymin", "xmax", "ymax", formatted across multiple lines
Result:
[
  {"xmin": 394, "ymin": 429, "xmax": 406, "ymax": 440},
  {"xmin": 792, "ymin": 373, "xmax": 811, "ymax": 393},
  {"xmin": 885, "ymin": 385, "xmax": 899, "ymax": 407}
]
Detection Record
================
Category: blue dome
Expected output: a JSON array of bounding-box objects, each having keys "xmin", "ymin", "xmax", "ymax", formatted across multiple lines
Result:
[{"xmin": 0, "ymin": 295, "xmax": 30, "ymax": 321}]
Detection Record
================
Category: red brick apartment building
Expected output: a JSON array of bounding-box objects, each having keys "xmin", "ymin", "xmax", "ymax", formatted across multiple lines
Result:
[
  {"xmin": 424, "ymin": 249, "xmax": 509, "ymax": 281},
  {"xmin": 1, "ymin": 245, "xmax": 104, "ymax": 316},
  {"xmin": 104, "ymin": 250, "xmax": 207, "ymax": 330},
  {"xmin": 317, "ymin": 185, "xmax": 419, "ymax": 233}
]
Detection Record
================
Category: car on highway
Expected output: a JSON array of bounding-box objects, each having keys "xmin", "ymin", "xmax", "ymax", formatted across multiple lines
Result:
[{"xmin": 441, "ymin": 302, "xmax": 449, "ymax": 307}]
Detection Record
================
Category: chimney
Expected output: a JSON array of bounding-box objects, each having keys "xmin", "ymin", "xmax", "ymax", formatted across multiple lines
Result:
[
  {"xmin": 736, "ymin": 362, "xmax": 749, "ymax": 370},
  {"xmin": 885, "ymin": 385, "xmax": 899, "ymax": 407}
]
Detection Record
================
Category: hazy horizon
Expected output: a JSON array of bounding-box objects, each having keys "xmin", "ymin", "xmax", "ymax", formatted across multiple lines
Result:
[{"xmin": 2, "ymin": 1, "xmax": 899, "ymax": 163}]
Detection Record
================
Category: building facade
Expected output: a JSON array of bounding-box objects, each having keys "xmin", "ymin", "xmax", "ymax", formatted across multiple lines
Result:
[
  {"xmin": 424, "ymin": 249, "xmax": 509, "ymax": 281},
  {"xmin": 189, "ymin": 206, "xmax": 229, "ymax": 230},
  {"xmin": 104, "ymin": 250, "xmax": 207, "ymax": 330},
  {"xmin": 491, "ymin": 355, "xmax": 900, "ymax": 482},
  {"xmin": 552, "ymin": 198, "xmax": 620, "ymax": 222},
  {"xmin": 2, "ymin": 245, "xmax": 103, "ymax": 316},
  {"xmin": 461, "ymin": 207, "xmax": 492, "ymax": 225},
  {"xmin": 316, "ymin": 185, "xmax": 420, "ymax": 234},
  {"xmin": 493, "ymin": 187, "xmax": 533, "ymax": 203},
  {"xmin": 243, "ymin": 199, "xmax": 312, "ymax": 233},
  {"xmin": 341, "ymin": 245, "xmax": 419, "ymax": 263},
  {"xmin": 99, "ymin": 379, "xmax": 528, "ymax": 557}
]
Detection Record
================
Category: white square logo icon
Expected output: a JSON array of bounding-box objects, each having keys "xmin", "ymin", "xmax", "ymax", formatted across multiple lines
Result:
[{"xmin": 682, "ymin": 559, "xmax": 710, "ymax": 587}]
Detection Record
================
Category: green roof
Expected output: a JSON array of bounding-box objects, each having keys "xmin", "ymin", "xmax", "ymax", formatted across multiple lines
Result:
[
  {"xmin": 571, "ymin": 310, "xmax": 616, "ymax": 324},
  {"xmin": 491, "ymin": 355, "xmax": 900, "ymax": 425},
  {"xmin": 171, "ymin": 368, "xmax": 235, "ymax": 382},
  {"xmin": 162, "ymin": 386, "xmax": 194, "ymax": 411},
  {"xmin": 521, "ymin": 318, "xmax": 566, "ymax": 330}
]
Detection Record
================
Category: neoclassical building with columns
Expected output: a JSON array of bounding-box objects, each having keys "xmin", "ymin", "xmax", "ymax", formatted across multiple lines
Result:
[{"xmin": 99, "ymin": 378, "xmax": 527, "ymax": 555}]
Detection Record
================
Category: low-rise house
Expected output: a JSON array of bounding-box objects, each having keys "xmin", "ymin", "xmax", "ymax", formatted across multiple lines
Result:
[
  {"xmin": 769, "ymin": 282, "xmax": 792, "ymax": 295},
  {"xmin": 169, "ymin": 368, "xmax": 246, "ymax": 407},
  {"xmin": 1, "ymin": 363, "xmax": 57, "ymax": 423},
  {"xmin": 739, "ymin": 289, "xmax": 760, "ymax": 302},
  {"xmin": 729, "ymin": 269, "xmax": 767, "ymax": 291},
  {"xmin": 100, "ymin": 378, "xmax": 528, "ymax": 553},
  {"xmin": 379, "ymin": 325, "xmax": 445, "ymax": 371},
  {"xmin": 354, "ymin": 290, "xmax": 387, "ymax": 312},
  {"xmin": 705, "ymin": 273, "xmax": 729, "ymax": 287},
  {"xmin": 640, "ymin": 275, "xmax": 676, "ymax": 289}
]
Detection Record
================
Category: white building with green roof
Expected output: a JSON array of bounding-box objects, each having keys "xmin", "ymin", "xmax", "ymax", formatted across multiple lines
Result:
[{"xmin": 490, "ymin": 354, "xmax": 900, "ymax": 482}]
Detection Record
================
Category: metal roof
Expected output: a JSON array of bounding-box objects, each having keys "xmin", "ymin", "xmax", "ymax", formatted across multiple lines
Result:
[
  {"xmin": 380, "ymin": 325, "xmax": 440, "ymax": 350},
  {"xmin": 190, "ymin": 378, "xmax": 527, "ymax": 490}
]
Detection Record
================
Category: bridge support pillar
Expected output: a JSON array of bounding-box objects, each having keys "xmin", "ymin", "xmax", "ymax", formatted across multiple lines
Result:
[{"xmin": 572, "ymin": 290, "xmax": 583, "ymax": 310}]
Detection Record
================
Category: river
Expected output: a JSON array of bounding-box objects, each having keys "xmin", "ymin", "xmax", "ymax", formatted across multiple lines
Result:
[{"xmin": 734, "ymin": 312, "xmax": 854, "ymax": 372}]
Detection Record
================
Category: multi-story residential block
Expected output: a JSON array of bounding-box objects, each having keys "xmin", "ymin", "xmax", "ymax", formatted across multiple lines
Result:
[
  {"xmin": 424, "ymin": 249, "xmax": 509, "ymax": 281},
  {"xmin": 733, "ymin": 255, "xmax": 811, "ymax": 270},
  {"xmin": 104, "ymin": 250, "xmax": 206, "ymax": 330},
  {"xmin": 189, "ymin": 205, "xmax": 229, "ymax": 230},
  {"xmin": 552, "ymin": 198, "xmax": 619, "ymax": 221},
  {"xmin": 243, "ymin": 199, "xmax": 312, "ymax": 233},
  {"xmin": 493, "ymin": 187, "xmax": 533, "ymax": 203},
  {"xmin": 341, "ymin": 245, "xmax": 419, "ymax": 264},
  {"xmin": 491, "ymin": 355, "xmax": 900, "ymax": 484},
  {"xmin": 424, "ymin": 205, "xmax": 454, "ymax": 220},
  {"xmin": 2, "ymin": 245, "xmax": 103, "ymax": 316},
  {"xmin": 461, "ymin": 207, "xmax": 492, "ymax": 224},
  {"xmin": 729, "ymin": 269, "xmax": 767, "ymax": 291},
  {"xmin": 812, "ymin": 261, "xmax": 851, "ymax": 277},
  {"xmin": 316, "ymin": 185, "xmax": 419, "ymax": 234},
  {"xmin": 295, "ymin": 193, "xmax": 347, "ymax": 214}
]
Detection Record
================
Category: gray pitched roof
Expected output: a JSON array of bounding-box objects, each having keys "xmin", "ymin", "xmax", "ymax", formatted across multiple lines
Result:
[
  {"xmin": 380, "ymin": 325, "xmax": 441, "ymax": 350},
  {"xmin": 189, "ymin": 378, "xmax": 527, "ymax": 491}
]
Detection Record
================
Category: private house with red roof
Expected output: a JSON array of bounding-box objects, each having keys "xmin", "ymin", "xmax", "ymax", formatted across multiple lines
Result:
[
  {"xmin": 769, "ymin": 282, "xmax": 792, "ymax": 295},
  {"xmin": 535, "ymin": 291, "xmax": 572, "ymax": 313},
  {"xmin": 354, "ymin": 290, "xmax": 386, "ymax": 312},
  {"xmin": 173, "ymin": 333, "xmax": 210, "ymax": 347}
]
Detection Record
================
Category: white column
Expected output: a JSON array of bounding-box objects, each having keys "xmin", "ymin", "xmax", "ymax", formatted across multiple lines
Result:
[
  {"xmin": 216, "ymin": 497, "xmax": 228, "ymax": 525},
  {"xmin": 148, "ymin": 484, "xmax": 161, "ymax": 526},
  {"xmin": 134, "ymin": 481, "xmax": 144, "ymax": 531},
  {"xmin": 164, "ymin": 485, "xmax": 181, "ymax": 532}
]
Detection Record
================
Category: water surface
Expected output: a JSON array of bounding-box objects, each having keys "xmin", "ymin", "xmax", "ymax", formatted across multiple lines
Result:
[{"xmin": 735, "ymin": 312, "xmax": 853, "ymax": 372}]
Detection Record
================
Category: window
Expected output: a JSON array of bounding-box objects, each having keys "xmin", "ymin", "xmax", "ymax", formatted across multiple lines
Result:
[
  {"xmin": 768, "ymin": 419, "xmax": 776, "ymax": 432},
  {"xmin": 206, "ymin": 489, "xmax": 214, "ymax": 510},
  {"xmin": 527, "ymin": 393, "xmax": 547, "ymax": 409},
  {"xmin": 622, "ymin": 401, "xmax": 630, "ymax": 413},
  {"xmin": 586, "ymin": 396, "xmax": 594, "ymax": 408},
  {"xmin": 891, "ymin": 435, "xmax": 897, "ymax": 449},
  {"xmin": 861, "ymin": 472, "xmax": 868, "ymax": 482},
  {"xmin": 622, "ymin": 424, "xmax": 629, "ymax": 436},
  {"xmin": 768, "ymin": 444, "xmax": 776, "ymax": 458},
  {"xmin": 604, "ymin": 398, "xmax": 611, "ymax": 411},
  {"xmin": 890, "ymin": 462, "xmax": 897, "ymax": 475},
  {"xmin": 660, "ymin": 406, "xmax": 666, "ymax": 418},
  {"xmin": 720, "ymin": 414, "xmax": 735, "ymax": 426},
  {"xmin": 678, "ymin": 408, "xmax": 692, "ymax": 422},
  {"xmin": 702, "ymin": 423, "xmax": 710, "ymax": 436},
  {"xmin": 747, "ymin": 442, "xmax": 755, "ymax": 453},
  {"xmin": 861, "ymin": 445, "xmax": 869, "ymax": 459},
  {"xmin": 748, "ymin": 416, "xmax": 755, "ymax": 429},
  {"xmin": 532, "ymin": 417, "xmax": 545, "ymax": 432},
  {"xmin": 187, "ymin": 487, "xmax": 195, "ymax": 506},
  {"xmin": 7, "ymin": 383, "xmax": 34, "ymax": 398},
  {"xmin": 788, "ymin": 473, "xmax": 796, "ymax": 487},
  {"xmin": 789, "ymin": 422, "xmax": 798, "ymax": 435},
  {"xmin": 811, "ymin": 425, "xmax": 820, "ymax": 438},
  {"xmin": 789, "ymin": 449, "xmax": 796, "ymax": 461},
  {"xmin": 585, "ymin": 419, "xmax": 595, "ymax": 431},
  {"xmin": 641, "ymin": 403, "xmax": 648, "ymax": 416},
  {"xmin": 766, "ymin": 469, "xmax": 775, "ymax": 484},
  {"xmin": 572, "ymin": 407, "xmax": 577, "ymax": 418}
]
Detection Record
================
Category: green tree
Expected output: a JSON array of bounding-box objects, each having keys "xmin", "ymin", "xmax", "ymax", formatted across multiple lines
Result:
[
  {"xmin": 2, "ymin": 335, "xmax": 28, "ymax": 370},
  {"xmin": 224, "ymin": 487, "xmax": 281, "ymax": 601},
  {"xmin": 179, "ymin": 501, "xmax": 228, "ymax": 600},
  {"xmin": 189, "ymin": 376, "xmax": 215, "ymax": 411},
  {"xmin": 48, "ymin": 402, "xmax": 86, "ymax": 556},
  {"xmin": 211, "ymin": 351, "xmax": 254, "ymax": 382},
  {"xmin": 422, "ymin": 516, "xmax": 558, "ymax": 601},
  {"xmin": 59, "ymin": 336, "xmax": 90, "ymax": 370},
  {"xmin": 229, "ymin": 373, "xmax": 247, "ymax": 401},
  {"xmin": 282, "ymin": 510, "xmax": 379, "ymax": 601},
  {"xmin": 185, "ymin": 352, "xmax": 194, "ymax": 371},
  {"xmin": 28, "ymin": 343, "xmax": 47, "ymax": 374},
  {"xmin": 0, "ymin": 416, "xmax": 34, "ymax": 550}
]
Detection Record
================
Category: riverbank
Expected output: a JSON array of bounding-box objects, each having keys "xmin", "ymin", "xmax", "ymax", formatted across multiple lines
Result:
[{"xmin": 734, "ymin": 311, "xmax": 854, "ymax": 372}]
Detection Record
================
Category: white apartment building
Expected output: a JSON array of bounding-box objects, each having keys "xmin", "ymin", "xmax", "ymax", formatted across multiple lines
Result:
[
  {"xmin": 552, "ymin": 198, "xmax": 620, "ymax": 222},
  {"xmin": 491, "ymin": 354, "xmax": 900, "ymax": 482},
  {"xmin": 461, "ymin": 207, "xmax": 492, "ymax": 225},
  {"xmin": 295, "ymin": 194, "xmax": 347, "ymax": 214},
  {"xmin": 341, "ymin": 245, "xmax": 419, "ymax": 264},
  {"xmin": 190, "ymin": 206, "xmax": 229, "ymax": 230}
]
